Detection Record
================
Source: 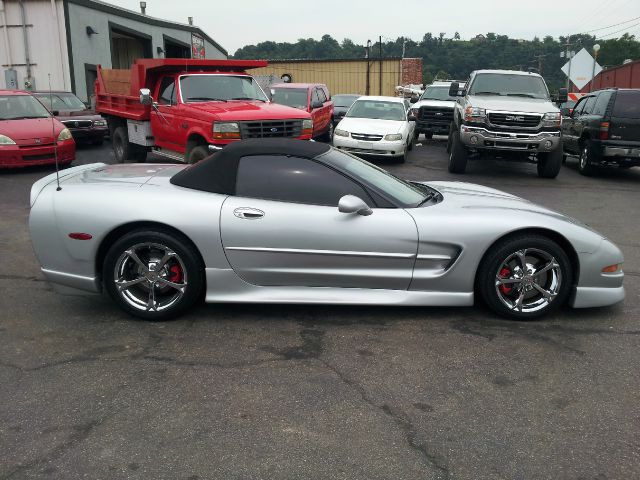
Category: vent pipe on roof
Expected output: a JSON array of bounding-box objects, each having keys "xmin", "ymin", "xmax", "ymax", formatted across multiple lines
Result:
[
  {"xmin": 140, "ymin": 1, "xmax": 146, "ymax": 15},
  {"xmin": 188, "ymin": 16, "xmax": 193, "ymax": 25}
]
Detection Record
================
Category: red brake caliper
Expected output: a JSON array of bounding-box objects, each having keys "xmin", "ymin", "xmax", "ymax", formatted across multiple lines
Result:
[
  {"xmin": 499, "ymin": 267, "xmax": 512, "ymax": 294},
  {"xmin": 168, "ymin": 264, "xmax": 183, "ymax": 283}
]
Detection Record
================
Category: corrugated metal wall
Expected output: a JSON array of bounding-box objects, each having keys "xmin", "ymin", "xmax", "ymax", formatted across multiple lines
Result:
[
  {"xmin": 248, "ymin": 59, "xmax": 402, "ymax": 97},
  {"xmin": 578, "ymin": 60, "xmax": 640, "ymax": 93}
]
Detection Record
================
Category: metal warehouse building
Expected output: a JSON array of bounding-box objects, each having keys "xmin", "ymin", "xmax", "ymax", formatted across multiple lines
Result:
[
  {"xmin": 0, "ymin": 0, "xmax": 226, "ymax": 101},
  {"xmin": 249, "ymin": 58, "xmax": 423, "ymax": 97}
]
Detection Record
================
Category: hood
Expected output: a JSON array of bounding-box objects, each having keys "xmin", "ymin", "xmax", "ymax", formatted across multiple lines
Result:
[
  {"xmin": 337, "ymin": 117, "xmax": 405, "ymax": 135},
  {"xmin": 467, "ymin": 95, "xmax": 559, "ymax": 114},
  {"xmin": 187, "ymin": 100, "xmax": 311, "ymax": 122},
  {"xmin": 412, "ymin": 99, "xmax": 456, "ymax": 110},
  {"xmin": 0, "ymin": 117, "xmax": 66, "ymax": 141}
]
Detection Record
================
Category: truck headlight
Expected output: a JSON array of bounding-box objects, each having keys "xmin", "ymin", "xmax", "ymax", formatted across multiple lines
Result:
[
  {"xmin": 464, "ymin": 106, "xmax": 486, "ymax": 123},
  {"xmin": 0, "ymin": 134, "xmax": 16, "ymax": 145},
  {"xmin": 542, "ymin": 112, "xmax": 562, "ymax": 128},
  {"xmin": 57, "ymin": 128, "xmax": 73, "ymax": 141},
  {"xmin": 334, "ymin": 129, "xmax": 349, "ymax": 137},
  {"xmin": 302, "ymin": 119, "xmax": 313, "ymax": 130},
  {"xmin": 384, "ymin": 133, "xmax": 403, "ymax": 141},
  {"xmin": 213, "ymin": 122, "xmax": 240, "ymax": 140}
]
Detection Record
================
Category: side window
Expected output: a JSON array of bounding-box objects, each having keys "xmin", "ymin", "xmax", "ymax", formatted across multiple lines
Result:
[
  {"xmin": 158, "ymin": 77, "xmax": 175, "ymax": 105},
  {"xmin": 316, "ymin": 88, "xmax": 327, "ymax": 103},
  {"xmin": 572, "ymin": 97, "xmax": 587, "ymax": 116},
  {"xmin": 582, "ymin": 95, "xmax": 597, "ymax": 115},
  {"xmin": 312, "ymin": 89, "xmax": 321, "ymax": 105},
  {"xmin": 593, "ymin": 91, "xmax": 612, "ymax": 116},
  {"xmin": 236, "ymin": 155, "xmax": 373, "ymax": 207}
]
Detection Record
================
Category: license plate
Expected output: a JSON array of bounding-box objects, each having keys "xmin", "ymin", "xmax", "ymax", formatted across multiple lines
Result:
[{"xmin": 359, "ymin": 142, "xmax": 373, "ymax": 149}]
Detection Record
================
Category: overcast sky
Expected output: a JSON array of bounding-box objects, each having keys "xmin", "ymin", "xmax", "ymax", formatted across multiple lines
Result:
[{"xmin": 108, "ymin": 0, "xmax": 640, "ymax": 54}]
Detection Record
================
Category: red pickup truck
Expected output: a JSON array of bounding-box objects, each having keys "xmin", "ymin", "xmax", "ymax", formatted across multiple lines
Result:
[
  {"xmin": 269, "ymin": 83, "xmax": 334, "ymax": 139},
  {"xmin": 95, "ymin": 59, "xmax": 313, "ymax": 163}
]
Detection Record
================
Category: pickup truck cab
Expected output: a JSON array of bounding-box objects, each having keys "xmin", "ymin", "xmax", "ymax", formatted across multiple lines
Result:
[
  {"xmin": 447, "ymin": 70, "xmax": 568, "ymax": 178},
  {"xmin": 409, "ymin": 81, "xmax": 464, "ymax": 139},
  {"xmin": 96, "ymin": 59, "xmax": 313, "ymax": 164},
  {"xmin": 562, "ymin": 88, "xmax": 640, "ymax": 175},
  {"xmin": 269, "ymin": 83, "xmax": 334, "ymax": 140}
]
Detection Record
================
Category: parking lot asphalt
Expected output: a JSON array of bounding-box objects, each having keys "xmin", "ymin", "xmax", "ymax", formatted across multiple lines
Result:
[{"xmin": 1, "ymin": 138, "xmax": 639, "ymax": 480}]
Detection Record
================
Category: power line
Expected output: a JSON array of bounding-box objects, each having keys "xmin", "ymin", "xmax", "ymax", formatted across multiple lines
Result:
[
  {"xmin": 596, "ymin": 21, "xmax": 640, "ymax": 39},
  {"xmin": 582, "ymin": 15, "xmax": 640, "ymax": 34}
]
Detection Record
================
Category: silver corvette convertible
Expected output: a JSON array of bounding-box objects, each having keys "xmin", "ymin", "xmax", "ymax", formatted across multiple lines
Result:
[{"xmin": 29, "ymin": 139, "xmax": 624, "ymax": 320}]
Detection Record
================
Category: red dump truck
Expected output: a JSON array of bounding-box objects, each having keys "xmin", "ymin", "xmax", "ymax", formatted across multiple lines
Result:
[{"xmin": 95, "ymin": 59, "xmax": 314, "ymax": 163}]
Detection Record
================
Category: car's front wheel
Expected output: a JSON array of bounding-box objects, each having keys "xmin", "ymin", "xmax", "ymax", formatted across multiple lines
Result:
[
  {"xmin": 103, "ymin": 229, "xmax": 204, "ymax": 320},
  {"xmin": 448, "ymin": 128, "xmax": 468, "ymax": 173},
  {"xmin": 476, "ymin": 235, "xmax": 573, "ymax": 320}
]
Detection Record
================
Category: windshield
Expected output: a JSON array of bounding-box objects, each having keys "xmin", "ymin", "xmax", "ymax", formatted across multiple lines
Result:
[
  {"xmin": 322, "ymin": 149, "xmax": 428, "ymax": 207},
  {"xmin": 420, "ymin": 86, "xmax": 456, "ymax": 101},
  {"xmin": 270, "ymin": 88, "xmax": 308, "ymax": 109},
  {"xmin": 0, "ymin": 94, "xmax": 51, "ymax": 120},
  {"xmin": 469, "ymin": 73, "xmax": 550, "ymax": 99},
  {"xmin": 179, "ymin": 75, "xmax": 269, "ymax": 102},
  {"xmin": 34, "ymin": 92, "xmax": 87, "ymax": 111},
  {"xmin": 333, "ymin": 94, "xmax": 360, "ymax": 108},
  {"xmin": 346, "ymin": 100, "xmax": 406, "ymax": 121}
]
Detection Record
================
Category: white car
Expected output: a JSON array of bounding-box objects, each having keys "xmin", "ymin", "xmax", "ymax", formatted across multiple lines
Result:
[{"xmin": 332, "ymin": 96, "xmax": 416, "ymax": 162}]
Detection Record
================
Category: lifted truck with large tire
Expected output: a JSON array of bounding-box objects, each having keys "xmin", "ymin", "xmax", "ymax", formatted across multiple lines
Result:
[
  {"xmin": 95, "ymin": 59, "xmax": 313, "ymax": 164},
  {"xmin": 447, "ymin": 70, "xmax": 568, "ymax": 178}
]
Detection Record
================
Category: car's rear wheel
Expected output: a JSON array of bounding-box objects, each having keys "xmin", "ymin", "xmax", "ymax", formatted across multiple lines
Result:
[
  {"xmin": 578, "ymin": 140, "xmax": 597, "ymax": 176},
  {"xmin": 477, "ymin": 235, "xmax": 573, "ymax": 320},
  {"xmin": 448, "ymin": 128, "xmax": 468, "ymax": 173},
  {"xmin": 112, "ymin": 126, "xmax": 146, "ymax": 163},
  {"xmin": 103, "ymin": 229, "xmax": 204, "ymax": 320}
]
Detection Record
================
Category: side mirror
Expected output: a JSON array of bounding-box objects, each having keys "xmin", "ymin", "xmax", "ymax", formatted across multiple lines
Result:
[
  {"xmin": 139, "ymin": 88, "xmax": 153, "ymax": 106},
  {"xmin": 410, "ymin": 95, "xmax": 419, "ymax": 104},
  {"xmin": 449, "ymin": 82, "xmax": 460, "ymax": 97},
  {"xmin": 557, "ymin": 88, "xmax": 568, "ymax": 104},
  {"xmin": 311, "ymin": 100, "xmax": 323, "ymax": 109},
  {"xmin": 338, "ymin": 195, "xmax": 372, "ymax": 216},
  {"xmin": 51, "ymin": 110, "xmax": 60, "ymax": 116}
]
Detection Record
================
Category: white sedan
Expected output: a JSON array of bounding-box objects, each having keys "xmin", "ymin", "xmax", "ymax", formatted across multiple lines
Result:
[{"xmin": 332, "ymin": 96, "xmax": 416, "ymax": 162}]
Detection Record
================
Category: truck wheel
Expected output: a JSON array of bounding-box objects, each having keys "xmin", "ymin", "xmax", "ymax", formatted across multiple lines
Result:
[
  {"xmin": 448, "ymin": 129, "xmax": 468, "ymax": 173},
  {"xmin": 537, "ymin": 147, "xmax": 563, "ymax": 179},
  {"xmin": 187, "ymin": 145, "xmax": 209, "ymax": 164},
  {"xmin": 578, "ymin": 140, "xmax": 597, "ymax": 176}
]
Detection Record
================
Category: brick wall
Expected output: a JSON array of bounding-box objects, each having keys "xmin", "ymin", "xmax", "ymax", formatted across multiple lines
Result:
[{"xmin": 401, "ymin": 58, "xmax": 423, "ymax": 86}]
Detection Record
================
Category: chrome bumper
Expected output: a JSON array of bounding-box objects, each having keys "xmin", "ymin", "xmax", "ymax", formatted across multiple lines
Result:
[
  {"xmin": 603, "ymin": 146, "xmax": 640, "ymax": 158},
  {"xmin": 460, "ymin": 125, "xmax": 561, "ymax": 152}
]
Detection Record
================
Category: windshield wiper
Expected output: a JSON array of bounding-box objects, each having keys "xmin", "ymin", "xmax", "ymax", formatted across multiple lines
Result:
[
  {"xmin": 506, "ymin": 93, "xmax": 538, "ymax": 98},
  {"xmin": 230, "ymin": 97, "xmax": 266, "ymax": 102},
  {"xmin": 416, "ymin": 193, "xmax": 436, "ymax": 207},
  {"xmin": 187, "ymin": 97, "xmax": 227, "ymax": 102},
  {"xmin": 472, "ymin": 91, "xmax": 502, "ymax": 96}
]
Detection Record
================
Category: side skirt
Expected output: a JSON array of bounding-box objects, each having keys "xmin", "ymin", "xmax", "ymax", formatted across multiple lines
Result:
[{"xmin": 205, "ymin": 268, "xmax": 474, "ymax": 306}]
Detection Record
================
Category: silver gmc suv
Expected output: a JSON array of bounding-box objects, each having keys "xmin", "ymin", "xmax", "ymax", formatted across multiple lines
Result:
[{"xmin": 447, "ymin": 69, "xmax": 568, "ymax": 178}]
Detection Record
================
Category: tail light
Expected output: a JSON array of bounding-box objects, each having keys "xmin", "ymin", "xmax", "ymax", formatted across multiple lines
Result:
[{"xmin": 599, "ymin": 122, "xmax": 610, "ymax": 140}]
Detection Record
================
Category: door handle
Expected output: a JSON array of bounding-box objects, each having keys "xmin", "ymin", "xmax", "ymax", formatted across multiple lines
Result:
[{"xmin": 233, "ymin": 207, "xmax": 265, "ymax": 220}]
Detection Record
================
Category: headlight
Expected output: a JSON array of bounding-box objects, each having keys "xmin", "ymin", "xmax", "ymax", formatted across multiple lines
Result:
[
  {"xmin": 212, "ymin": 122, "xmax": 240, "ymax": 139},
  {"xmin": 542, "ymin": 112, "xmax": 562, "ymax": 128},
  {"xmin": 94, "ymin": 119, "xmax": 107, "ymax": 127},
  {"xmin": 0, "ymin": 134, "xmax": 16, "ymax": 145},
  {"xmin": 384, "ymin": 133, "xmax": 403, "ymax": 141},
  {"xmin": 411, "ymin": 108, "xmax": 419, "ymax": 116},
  {"xmin": 334, "ymin": 129, "xmax": 349, "ymax": 137},
  {"xmin": 302, "ymin": 119, "xmax": 313, "ymax": 130},
  {"xmin": 57, "ymin": 128, "xmax": 72, "ymax": 141},
  {"xmin": 464, "ymin": 106, "xmax": 486, "ymax": 123}
]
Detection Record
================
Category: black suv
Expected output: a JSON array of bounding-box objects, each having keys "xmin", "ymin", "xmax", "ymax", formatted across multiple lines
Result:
[{"xmin": 562, "ymin": 88, "xmax": 640, "ymax": 175}]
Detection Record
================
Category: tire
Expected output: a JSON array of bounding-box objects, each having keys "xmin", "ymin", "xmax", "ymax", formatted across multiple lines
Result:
[
  {"xmin": 407, "ymin": 134, "xmax": 415, "ymax": 151},
  {"xmin": 424, "ymin": 132, "xmax": 433, "ymax": 140},
  {"xmin": 187, "ymin": 145, "xmax": 208, "ymax": 164},
  {"xmin": 537, "ymin": 147, "xmax": 563, "ymax": 178},
  {"xmin": 446, "ymin": 123, "xmax": 454, "ymax": 153},
  {"xmin": 322, "ymin": 121, "xmax": 334, "ymax": 142},
  {"xmin": 103, "ymin": 229, "xmax": 204, "ymax": 320},
  {"xmin": 578, "ymin": 139, "xmax": 597, "ymax": 176},
  {"xmin": 476, "ymin": 234, "xmax": 573, "ymax": 320},
  {"xmin": 414, "ymin": 130, "xmax": 420, "ymax": 141},
  {"xmin": 448, "ymin": 128, "xmax": 468, "ymax": 173},
  {"xmin": 112, "ymin": 126, "xmax": 146, "ymax": 163}
]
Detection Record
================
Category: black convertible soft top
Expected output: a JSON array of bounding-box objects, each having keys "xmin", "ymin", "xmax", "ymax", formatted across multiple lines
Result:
[{"xmin": 170, "ymin": 139, "xmax": 331, "ymax": 194}]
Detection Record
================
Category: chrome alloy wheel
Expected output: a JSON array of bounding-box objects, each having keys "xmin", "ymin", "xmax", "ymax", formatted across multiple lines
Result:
[
  {"xmin": 113, "ymin": 242, "xmax": 188, "ymax": 313},
  {"xmin": 494, "ymin": 248, "xmax": 562, "ymax": 313},
  {"xmin": 580, "ymin": 146, "xmax": 589, "ymax": 170}
]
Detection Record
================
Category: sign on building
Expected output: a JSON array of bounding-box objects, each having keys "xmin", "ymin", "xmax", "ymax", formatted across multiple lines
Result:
[
  {"xmin": 561, "ymin": 48, "xmax": 602, "ymax": 90},
  {"xmin": 191, "ymin": 34, "xmax": 205, "ymax": 59}
]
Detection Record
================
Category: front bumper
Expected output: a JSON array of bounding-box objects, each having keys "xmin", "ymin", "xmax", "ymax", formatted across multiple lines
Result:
[
  {"xmin": 570, "ymin": 286, "xmax": 625, "ymax": 308},
  {"xmin": 460, "ymin": 125, "xmax": 561, "ymax": 152},
  {"xmin": 69, "ymin": 127, "xmax": 108, "ymax": 140},
  {"xmin": 416, "ymin": 120, "xmax": 450, "ymax": 134},
  {"xmin": 333, "ymin": 135, "xmax": 405, "ymax": 157},
  {"xmin": 0, "ymin": 140, "xmax": 75, "ymax": 168}
]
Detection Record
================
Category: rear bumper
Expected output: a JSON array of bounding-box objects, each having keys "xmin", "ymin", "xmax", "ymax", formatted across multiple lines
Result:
[
  {"xmin": 0, "ymin": 140, "xmax": 75, "ymax": 168},
  {"xmin": 460, "ymin": 125, "xmax": 561, "ymax": 152},
  {"xmin": 603, "ymin": 146, "xmax": 640, "ymax": 158}
]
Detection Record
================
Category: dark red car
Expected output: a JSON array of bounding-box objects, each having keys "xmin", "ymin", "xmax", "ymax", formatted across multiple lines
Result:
[
  {"xmin": 33, "ymin": 91, "xmax": 108, "ymax": 145},
  {"xmin": 270, "ymin": 83, "xmax": 334, "ymax": 139},
  {"xmin": 0, "ymin": 90, "xmax": 75, "ymax": 168}
]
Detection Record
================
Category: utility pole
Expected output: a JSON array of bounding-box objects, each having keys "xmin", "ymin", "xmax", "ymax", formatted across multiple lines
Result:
[
  {"xmin": 533, "ymin": 54, "xmax": 546, "ymax": 75},
  {"xmin": 561, "ymin": 34, "xmax": 574, "ymax": 91},
  {"xmin": 379, "ymin": 35, "xmax": 383, "ymax": 96},
  {"xmin": 365, "ymin": 39, "xmax": 371, "ymax": 95}
]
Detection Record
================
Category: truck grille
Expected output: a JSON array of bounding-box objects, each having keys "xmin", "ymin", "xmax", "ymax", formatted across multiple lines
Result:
[
  {"xmin": 418, "ymin": 106, "xmax": 453, "ymax": 122},
  {"xmin": 239, "ymin": 120, "xmax": 302, "ymax": 138},
  {"xmin": 351, "ymin": 133, "xmax": 383, "ymax": 141},
  {"xmin": 488, "ymin": 112, "xmax": 541, "ymax": 129},
  {"xmin": 62, "ymin": 120, "xmax": 93, "ymax": 129}
]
